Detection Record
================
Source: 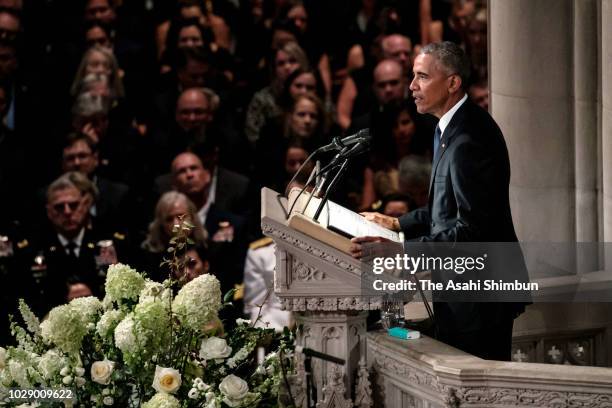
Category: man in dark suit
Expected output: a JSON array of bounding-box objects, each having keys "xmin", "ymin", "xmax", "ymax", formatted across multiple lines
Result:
[
  {"xmin": 350, "ymin": 42, "xmax": 525, "ymax": 361},
  {"xmin": 61, "ymin": 132, "xmax": 130, "ymax": 234}
]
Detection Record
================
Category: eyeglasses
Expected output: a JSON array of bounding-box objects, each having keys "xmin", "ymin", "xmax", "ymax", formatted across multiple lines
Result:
[
  {"xmin": 52, "ymin": 200, "xmax": 81, "ymax": 214},
  {"xmin": 64, "ymin": 152, "xmax": 93, "ymax": 162}
]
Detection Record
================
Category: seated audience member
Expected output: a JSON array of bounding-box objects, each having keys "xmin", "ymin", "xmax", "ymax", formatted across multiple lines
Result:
[
  {"xmin": 243, "ymin": 180, "xmax": 305, "ymax": 331},
  {"xmin": 398, "ymin": 154, "xmax": 432, "ymax": 209},
  {"xmin": 281, "ymin": 1, "xmax": 332, "ymax": 101},
  {"xmin": 140, "ymin": 191, "xmax": 207, "ymax": 282},
  {"xmin": 61, "ymin": 132, "xmax": 129, "ymax": 233},
  {"xmin": 161, "ymin": 18, "xmax": 234, "ymax": 80},
  {"xmin": 153, "ymin": 46, "xmax": 229, "ymax": 130},
  {"xmin": 277, "ymin": 67, "xmax": 325, "ymax": 112},
  {"xmin": 155, "ymin": 0, "xmax": 233, "ymax": 59},
  {"xmin": 170, "ymin": 152, "xmax": 248, "ymax": 226},
  {"xmin": 337, "ymin": 33, "xmax": 412, "ymax": 130},
  {"xmin": 380, "ymin": 192, "xmax": 414, "ymax": 218},
  {"xmin": 18, "ymin": 172, "xmax": 127, "ymax": 316},
  {"xmin": 243, "ymin": 234, "xmax": 292, "ymax": 331},
  {"xmin": 255, "ymin": 93, "xmax": 329, "ymax": 189},
  {"xmin": 469, "ymin": 78, "xmax": 489, "ymax": 111},
  {"xmin": 71, "ymin": 45, "xmax": 125, "ymax": 100},
  {"xmin": 71, "ymin": 91, "xmax": 149, "ymax": 188},
  {"xmin": 360, "ymin": 99, "xmax": 431, "ymax": 209},
  {"xmin": 245, "ymin": 41, "xmax": 309, "ymax": 145},
  {"xmin": 83, "ymin": 21, "xmax": 113, "ymax": 50}
]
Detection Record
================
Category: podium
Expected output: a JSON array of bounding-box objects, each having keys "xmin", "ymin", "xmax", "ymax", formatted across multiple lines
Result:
[{"xmin": 261, "ymin": 187, "xmax": 381, "ymax": 406}]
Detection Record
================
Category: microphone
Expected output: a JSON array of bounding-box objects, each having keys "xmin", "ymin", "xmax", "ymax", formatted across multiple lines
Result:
[
  {"xmin": 319, "ymin": 129, "xmax": 370, "ymax": 153},
  {"xmin": 294, "ymin": 346, "xmax": 345, "ymax": 365}
]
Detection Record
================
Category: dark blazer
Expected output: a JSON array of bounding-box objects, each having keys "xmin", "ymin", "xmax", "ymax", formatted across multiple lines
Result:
[
  {"xmin": 154, "ymin": 167, "xmax": 250, "ymax": 216},
  {"xmin": 399, "ymin": 99, "xmax": 517, "ymax": 243},
  {"xmin": 398, "ymin": 99, "xmax": 526, "ymax": 337}
]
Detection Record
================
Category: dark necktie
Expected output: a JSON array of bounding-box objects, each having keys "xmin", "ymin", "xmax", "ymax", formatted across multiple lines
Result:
[
  {"xmin": 65, "ymin": 242, "xmax": 78, "ymax": 259},
  {"xmin": 433, "ymin": 125, "xmax": 442, "ymax": 161}
]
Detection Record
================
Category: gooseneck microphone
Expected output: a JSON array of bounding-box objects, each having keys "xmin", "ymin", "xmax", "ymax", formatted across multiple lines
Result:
[{"xmin": 318, "ymin": 129, "xmax": 370, "ymax": 153}]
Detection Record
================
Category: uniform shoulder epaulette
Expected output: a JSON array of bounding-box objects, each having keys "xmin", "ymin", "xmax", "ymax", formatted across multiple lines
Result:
[
  {"xmin": 113, "ymin": 232, "xmax": 125, "ymax": 240},
  {"xmin": 17, "ymin": 239, "xmax": 29, "ymax": 249},
  {"xmin": 249, "ymin": 237, "xmax": 273, "ymax": 250}
]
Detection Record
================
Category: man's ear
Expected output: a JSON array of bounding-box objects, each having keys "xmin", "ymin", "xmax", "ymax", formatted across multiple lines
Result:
[{"xmin": 448, "ymin": 74, "xmax": 463, "ymax": 93}]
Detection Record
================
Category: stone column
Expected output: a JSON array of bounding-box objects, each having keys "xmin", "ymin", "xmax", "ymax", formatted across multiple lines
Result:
[
  {"xmin": 490, "ymin": 0, "xmax": 575, "ymax": 244},
  {"xmin": 574, "ymin": 0, "xmax": 600, "ymax": 273},
  {"xmin": 602, "ymin": 0, "xmax": 612, "ymax": 243},
  {"xmin": 574, "ymin": 0, "xmax": 599, "ymax": 243}
]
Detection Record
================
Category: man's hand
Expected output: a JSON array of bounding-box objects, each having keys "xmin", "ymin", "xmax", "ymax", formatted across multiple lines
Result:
[
  {"xmin": 349, "ymin": 236, "xmax": 390, "ymax": 259},
  {"xmin": 360, "ymin": 212, "xmax": 401, "ymax": 231}
]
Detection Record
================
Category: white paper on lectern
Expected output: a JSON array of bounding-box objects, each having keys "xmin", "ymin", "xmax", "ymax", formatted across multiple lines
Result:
[{"xmin": 287, "ymin": 188, "xmax": 402, "ymax": 243}]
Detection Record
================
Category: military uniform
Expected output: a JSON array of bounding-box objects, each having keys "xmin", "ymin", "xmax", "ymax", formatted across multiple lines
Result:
[
  {"xmin": 15, "ymin": 226, "xmax": 129, "ymax": 318},
  {"xmin": 243, "ymin": 237, "xmax": 292, "ymax": 331}
]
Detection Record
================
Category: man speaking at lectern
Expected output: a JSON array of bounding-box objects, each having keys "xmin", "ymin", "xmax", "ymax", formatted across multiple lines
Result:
[{"xmin": 349, "ymin": 42, "xmax": 525, "ymax": 361}]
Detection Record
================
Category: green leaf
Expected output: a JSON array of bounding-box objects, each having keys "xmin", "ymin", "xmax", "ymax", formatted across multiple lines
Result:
[
  {"xmin": 223, "ymin": 288, "xmax": 236, "ymax": 303},
  {"xmin": 167, "ymin": 247, "xmax": 175, "ymax": 253}
]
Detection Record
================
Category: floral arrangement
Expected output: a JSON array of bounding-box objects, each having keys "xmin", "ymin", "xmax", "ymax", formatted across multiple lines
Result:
[{"xmin": 0, "ymin": 221, "xmax": 294, "ymax": 407}]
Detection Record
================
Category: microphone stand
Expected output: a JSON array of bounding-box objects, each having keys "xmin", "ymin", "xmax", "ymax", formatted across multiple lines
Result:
[
  {"xmin": 304, "ymin": 355, "xmax": 316, "ymax": 408},
  {"xmin": 313, "ymin": 157, "xmax": 350, "ymax": 223}
]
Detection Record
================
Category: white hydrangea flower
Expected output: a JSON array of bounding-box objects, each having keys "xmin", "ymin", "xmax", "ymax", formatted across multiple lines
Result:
[
  {"xmin": 139, "ymin": 280, "xmax": 172, "ymax": 304},
  {"xmin": 96, "ymin": 310, "xmax": 125, "ymax": 339},
  {"xmin": 37, "ymin": 349, "xmax": 66, "ymax": 380},
  {"xmin": 104, "ymin": 263, "xmax": 146, "ymax": 303},
  {"xmin": 114, "ymin": 315, "xmax": 137, "ymax": 354},
  {"xmin": 172, "ymin": 274, "xmax": 222, "ymax": 332},
  {"xmin": 69, "ymin": 297, "xmax": 102, "ymax": 324},
  {"xmin": 0, "ymin": 346, "xmax": 6, "ymax": 370},
  {"xmin": 40, "ymin": 305, "xmax": 87, "ymax": 354},
  {"xmin": 9, "ymin": 360, "xmax": 31, "ymax": 388},
  {"xmin": 141, "ymin": 392, "xmax": 181, "ymax": 408}
]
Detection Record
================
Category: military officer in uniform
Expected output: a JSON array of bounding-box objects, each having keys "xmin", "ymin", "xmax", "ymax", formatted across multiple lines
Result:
[{"xmin": 17, "ymin": 172, "xmax": 128, "ymax": 317}]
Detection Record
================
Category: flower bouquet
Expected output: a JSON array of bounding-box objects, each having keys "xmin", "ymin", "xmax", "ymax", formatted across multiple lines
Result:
[{"xmin": 0, "ymin": 221, "xmax": 295, "ymax": 407}]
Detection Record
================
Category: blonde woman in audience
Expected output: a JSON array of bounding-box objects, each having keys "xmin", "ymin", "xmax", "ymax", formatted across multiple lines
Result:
[
  {"xmin": 140, "ymin": 191, "xmax": 207, "ymax": 281},
  {"xmin": 70, "ymin": 45, "xmax": 124, "ymax": 99}
]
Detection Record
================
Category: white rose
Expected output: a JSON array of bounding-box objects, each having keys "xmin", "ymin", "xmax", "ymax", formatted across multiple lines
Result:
[
  {"xmin": 219, "ymin": 375, "xmax": 248, "ymax": 407},
  {"xmin": 152, "ymin": 366, "xmax": 182, "ymax": 394},
  {"xmin": 199, "ymin": 337, "xmax": 232, "ymax": 361},
  {"xmin": 75, "ymin": 367, "xmax": 85, "ymax": 377},
  {"xmin": 91, "ymin": 359, "xmax": 115, "ymax": 385},
  {"xmin": 0, "ymin": 347, "xmax": 6, "ymax": 370},
  {"xmin": 103, "ymin": 396, "xmax": 114, "ymax": 406}
]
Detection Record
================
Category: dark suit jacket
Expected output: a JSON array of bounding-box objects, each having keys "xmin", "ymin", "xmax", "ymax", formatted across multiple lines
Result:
[
  {"xmin": 398, "ymin": 99, "xmax": 526, "ymax": 334},
  {"xmin": 154, "ymin": 167, "xmax": 250, "ymax": 216}
]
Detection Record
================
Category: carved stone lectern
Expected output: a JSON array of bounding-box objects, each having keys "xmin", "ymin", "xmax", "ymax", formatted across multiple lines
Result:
[{"xmin": 260, "ymin": 187, "xmax": 381, "ymax": 406}]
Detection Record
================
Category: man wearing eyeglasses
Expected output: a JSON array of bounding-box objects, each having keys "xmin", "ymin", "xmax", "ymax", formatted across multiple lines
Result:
[
  {"xmin": 18, "ymin": 172, "xmax": 125, "ymax": 316},
  {"xmin": 61, "ymin": 132, "xmax": 130, "ymax": 234}
]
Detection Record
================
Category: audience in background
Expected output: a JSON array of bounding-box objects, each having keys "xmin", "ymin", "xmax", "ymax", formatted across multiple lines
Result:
[{"xmin": 0, "ymin": 0, "xmax": 487, "ymax": 338}]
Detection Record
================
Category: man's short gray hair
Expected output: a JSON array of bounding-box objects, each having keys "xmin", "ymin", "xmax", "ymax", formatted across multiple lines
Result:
[
  {"xmin": 47, "ymin": 171, "xmax": 98, "ymax": 202},
  {"xmin": 420, "ymin": 41, "xmax": 471, "ymax": 89}
]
